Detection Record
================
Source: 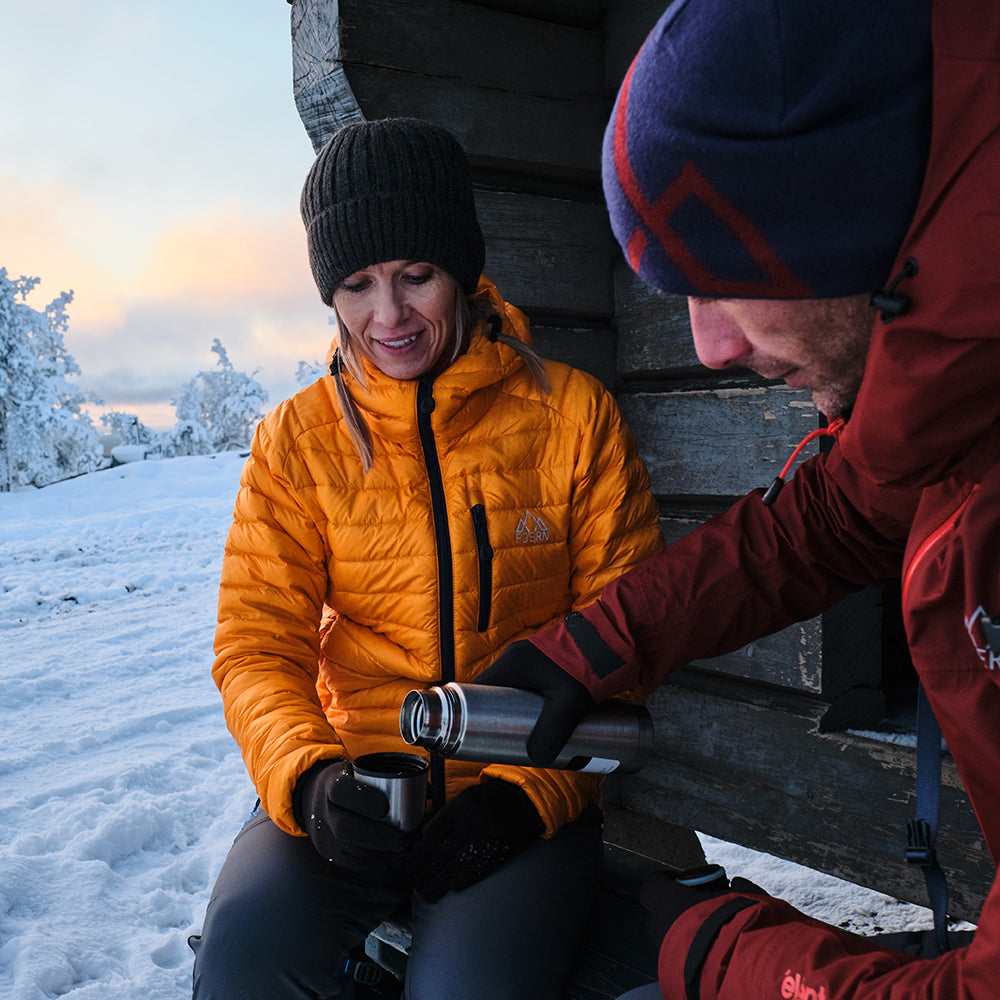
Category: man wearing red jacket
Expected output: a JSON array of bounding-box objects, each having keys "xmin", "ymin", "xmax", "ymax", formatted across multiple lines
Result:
[{"xmin": 479, "ymin": 0, "xmax": 1000, "ymax": 996}]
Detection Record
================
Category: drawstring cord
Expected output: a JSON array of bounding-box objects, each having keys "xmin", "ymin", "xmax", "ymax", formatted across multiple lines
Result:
[
  {"xmin": 870, "ymin": 257, "xmax": 918, "ymax": 323},
  {"xmin": 762, "ymin": 417, "xmax": 845, "ymax": 507}
]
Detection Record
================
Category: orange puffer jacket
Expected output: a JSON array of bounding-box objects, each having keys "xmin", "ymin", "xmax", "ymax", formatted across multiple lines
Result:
[{"xmin": 213, "ymin": 277, "xmax": 664, "ymax": 837}]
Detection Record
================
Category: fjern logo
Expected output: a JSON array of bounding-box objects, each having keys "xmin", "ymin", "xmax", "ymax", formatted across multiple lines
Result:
[
  {"xmin": 515, "ymin": 510, "xmax": 549, "ymax": 545},
  {"xmin": 780, "ymin": 970, "xmax": 827, "ymax": 1000}
]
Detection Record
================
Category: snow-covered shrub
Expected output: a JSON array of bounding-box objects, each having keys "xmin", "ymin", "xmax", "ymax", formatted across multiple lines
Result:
[
  {"xmin": 100, "ymin": 411, "xmax": 160, "ymax": 450},
  {"xmin": 296, "ymin": 358, "xmax": 329, "ymax": 388},
  {"xmin": 0, "ymin": 268, "xmax": 103, "ymax": 491},
  {"xmin": 166, "ymin": 339, "xmax": 267, "ymax": 454},
  {"xmin": 161, "ymin": 419, "xmax": 213, "ymax": 459}
]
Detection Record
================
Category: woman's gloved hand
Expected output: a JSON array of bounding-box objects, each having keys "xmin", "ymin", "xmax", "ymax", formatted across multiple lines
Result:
[
  {"xmin": 292, "ymin": 759, "xmax": 414, "ymax": 882},
  {"xmin": 412, "ymin": 779, "xmax": 544, "ymax": 901}
]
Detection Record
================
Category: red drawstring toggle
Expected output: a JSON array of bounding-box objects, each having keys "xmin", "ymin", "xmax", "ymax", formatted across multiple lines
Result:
[{"xmin": 762, "ymin": 417, "xmax": 845, "ymax": 507}]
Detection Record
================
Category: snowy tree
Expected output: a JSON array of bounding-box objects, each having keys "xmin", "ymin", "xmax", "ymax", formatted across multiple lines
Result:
[
  {"xmin": 100, "ymin": 411, "xmax": 160, "ymax": 448},
  {"xmin": 0, "ymin": 268, "xmax": 103, "ymax": 491},
  {"xmin": 296, "ymin": 358, "xmax": 329, "ymax": 388},
  {"xmin": 165, "ymin": 339, "xmax": 268, "ymax": 455},
  {"xmin": 160, "ymin": 419, "xmax": 213, "ymax": 459}
]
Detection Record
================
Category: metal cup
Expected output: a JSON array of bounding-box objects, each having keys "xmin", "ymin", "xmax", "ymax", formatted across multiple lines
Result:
[{"xmin": 351, "ymin": 752, "xmax": 428, "ymax": 832}]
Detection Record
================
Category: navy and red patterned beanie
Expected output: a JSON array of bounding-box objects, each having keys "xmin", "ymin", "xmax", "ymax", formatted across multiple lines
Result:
[{"xmin": 602, "ymin": 0, "xmax": 932, "ymax": 299}]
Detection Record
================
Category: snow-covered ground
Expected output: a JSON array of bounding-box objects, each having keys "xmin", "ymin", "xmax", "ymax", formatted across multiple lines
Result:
[{"xmin": 0, "ymin": 454, "xmax": 951, "ymax": 999}]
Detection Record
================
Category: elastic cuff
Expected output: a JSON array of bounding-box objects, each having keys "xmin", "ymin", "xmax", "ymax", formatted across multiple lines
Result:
[
  {"xmin": 564, "ymin": 611, "xmax": 625, "ymax": 678},
  {"xmin": 532, "ymin": 603, "xmax": 640, "ymax": 701}
]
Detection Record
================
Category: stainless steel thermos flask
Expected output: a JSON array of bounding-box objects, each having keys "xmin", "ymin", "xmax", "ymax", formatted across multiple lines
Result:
[{"xmin": 399, "ymin": 682, "xmax": 653, "ymax": 773}]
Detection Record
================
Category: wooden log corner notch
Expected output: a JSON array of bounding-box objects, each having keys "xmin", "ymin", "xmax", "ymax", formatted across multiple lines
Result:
[{"xmin": 290, "ymin": 0, "xmax": 366, "ymax": 154}]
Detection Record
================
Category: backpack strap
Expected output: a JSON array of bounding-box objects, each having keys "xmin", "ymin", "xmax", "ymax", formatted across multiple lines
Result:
[{"xmin": 905, "ymin": 683, "xmax": 951, "ymax": 954}]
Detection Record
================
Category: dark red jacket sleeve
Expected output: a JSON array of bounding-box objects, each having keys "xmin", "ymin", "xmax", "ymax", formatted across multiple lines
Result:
[
  {"xmin": 661, "ymin": 872, "xmax": 1000, "ymax": 1000},
  {"xmin": 531, "ymin": 446, "xmax": 918, "ymax": 700}
]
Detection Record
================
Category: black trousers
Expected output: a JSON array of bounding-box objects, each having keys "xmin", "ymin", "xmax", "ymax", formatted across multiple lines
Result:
[{"xmin": 190, "ymin": 805, "xmax": 602, "ymax": 1000}]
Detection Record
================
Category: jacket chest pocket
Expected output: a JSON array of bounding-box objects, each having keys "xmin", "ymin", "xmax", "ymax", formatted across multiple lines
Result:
[{"xmin": 470, "ymin": 504, "xmax": 493, "ymax": 632}]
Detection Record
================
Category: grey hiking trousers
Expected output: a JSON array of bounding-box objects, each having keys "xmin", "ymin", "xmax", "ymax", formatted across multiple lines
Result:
[{"xmin": 189, "ymin": 803, "xmax": 602, "ymax": 1000}]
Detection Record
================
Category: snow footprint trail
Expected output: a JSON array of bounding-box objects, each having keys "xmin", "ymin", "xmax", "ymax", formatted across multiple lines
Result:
[{"xmin": 0, "ymin": 454, "xmax": 255, "ymax": 1000}]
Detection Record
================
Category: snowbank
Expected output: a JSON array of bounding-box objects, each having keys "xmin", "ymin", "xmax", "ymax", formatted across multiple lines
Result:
[{"xmin": 1, "ymin": 455, "xmax": 254, "ymax": 999}]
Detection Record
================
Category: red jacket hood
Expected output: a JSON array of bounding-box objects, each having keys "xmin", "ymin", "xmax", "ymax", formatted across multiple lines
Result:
[{"xmin": 840, "ymin": 0, "xmax": 1000, "ymax": 488}]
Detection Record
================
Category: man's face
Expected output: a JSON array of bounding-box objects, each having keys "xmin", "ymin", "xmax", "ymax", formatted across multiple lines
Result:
[{"xmin": 687, "ymin": 294, "xmax": 874, "ymax": 418}]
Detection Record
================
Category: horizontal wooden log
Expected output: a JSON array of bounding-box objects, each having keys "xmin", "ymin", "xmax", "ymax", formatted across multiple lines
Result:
[
  {"xmin": 530, "ymin": 323, "xmax": 618, "ymax": 391},
  {"xmin": 602, "ymin": 0, "xmax": 671, "ymax": 88},
  {"xmin": 689, "ymin": 619, "xmax": 824, "ymax": 694},
  {"xmin": 619, "ymin": 385, "xmax": 821, "ymax": 497},
  {"xmin": 619, "ymin": 675, "xmax": 991, "ymax": 920},
  {"xmin": 616, "ymin": 264, "xmax": 703, "ymax": 376},
  {"xmin": 340, "ymin": 0, "xmax": 604, "ymax": 100},
  {"xmin": 478, "ymin": 190, "xmax": 614, "ymax": 318},
  {"xmin": 346, "ymin": 65, "xmax": 608, "ymax": 183},
  {"xmin": 467, "ymin": 0, "xmax": 603, "ymax": 29},
  {"xmin": 601, "ymin": 809, "xmax": 706, "ymax": 871},
  {"xmin": 291, "ymin": 0, "xmax": 610, "ymax": 177}
]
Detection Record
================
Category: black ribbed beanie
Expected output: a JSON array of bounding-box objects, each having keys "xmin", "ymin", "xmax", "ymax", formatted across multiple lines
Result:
[{"xmin": 300, "ymin": 118, "xmax": 486, "ymax": 304}]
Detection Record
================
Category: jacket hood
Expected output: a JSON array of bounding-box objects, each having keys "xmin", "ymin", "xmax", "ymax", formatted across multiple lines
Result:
[{"xmin": 840, "ymin": 0, "xmax": 1000, "ymax": 488}]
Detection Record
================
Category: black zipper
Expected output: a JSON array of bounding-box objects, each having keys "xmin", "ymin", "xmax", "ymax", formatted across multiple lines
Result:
[
  {"xmin": 471, "ymin": 504, "xmax": 493, "ymax": 632},
  {"xmin": 416, "ymin": 376, "xmax": 454, "ymax": 811}
]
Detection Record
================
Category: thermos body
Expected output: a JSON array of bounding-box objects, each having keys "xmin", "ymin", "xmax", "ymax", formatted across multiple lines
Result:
[{"xmin": 399, "ymin": 682, "xmax": 653, "ymax": 774}]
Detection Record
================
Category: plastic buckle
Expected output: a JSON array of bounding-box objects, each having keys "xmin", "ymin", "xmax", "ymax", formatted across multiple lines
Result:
[
  {"xmin": 905, "ymin": 818, "xmax": 937, "ymax": 867},
  {"xmin": 673, "ymin": 863, "xmax": 729, "ymax": 890},
  {"xmin": 345, "ymin": 956, "xmax": 388, "ymax": 987}
]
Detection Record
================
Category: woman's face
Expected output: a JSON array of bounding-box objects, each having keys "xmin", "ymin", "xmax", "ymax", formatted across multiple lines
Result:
[{"xmin": 333, "ymin": 260, "xmax": 458, "ymax": 380}]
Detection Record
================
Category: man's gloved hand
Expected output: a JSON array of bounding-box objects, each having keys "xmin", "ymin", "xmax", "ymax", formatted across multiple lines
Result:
[
  {"xmin": 292, "ymin": 759, "xmax": 414, "ymax": 882},
  {"xmin": 411, "ymin": 779, "xmax": 544, "ymax": 901},
  {"xmin": 475, "ymin": 640, "xmax": 597, "ymax": 766},
  {"xmin": 641, "ymin": 864, "xmax": 768, "ymax": 946}
]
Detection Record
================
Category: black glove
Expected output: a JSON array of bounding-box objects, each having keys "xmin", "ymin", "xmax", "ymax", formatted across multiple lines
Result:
[
  {"xmin": 411, "ymin": 779, "xmax": 545, "ymax": 901},
  {"xmin": 640, "ymin": 864, "xmax": 768, "ymax": 946},
  {"xmin": 475, "ymin": 640, "xmax": 596, "ymax": 766},
  {"xmin": 292, "ymin": 759, "xmax": 414, "ymax": 882}
]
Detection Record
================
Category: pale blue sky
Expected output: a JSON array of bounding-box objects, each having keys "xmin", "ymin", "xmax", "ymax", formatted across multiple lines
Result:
[{"xmin": 1, "ymin": 0, "xmax": 327, "ymax": 429}]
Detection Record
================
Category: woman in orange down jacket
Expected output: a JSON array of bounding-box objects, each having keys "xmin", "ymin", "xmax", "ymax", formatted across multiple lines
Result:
[{"xmin": 188, "ymin": 117, "xmax": 664, "ymax": 1000}]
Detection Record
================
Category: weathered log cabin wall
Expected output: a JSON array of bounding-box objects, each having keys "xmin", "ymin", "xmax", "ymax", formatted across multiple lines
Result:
[{"xmin": 287, "ymin": 0, "xmax": 989, "ymax": 918}]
